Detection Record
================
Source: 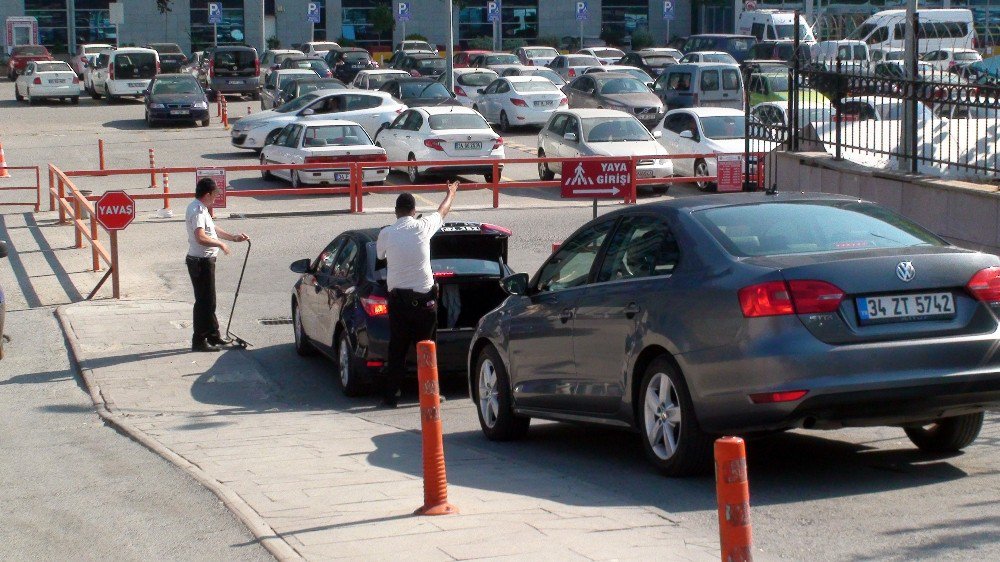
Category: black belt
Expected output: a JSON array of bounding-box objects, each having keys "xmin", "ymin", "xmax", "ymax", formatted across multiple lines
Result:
[{"xmin": 186, "ymin": 255, "xmax": 217, "ymax": 263}]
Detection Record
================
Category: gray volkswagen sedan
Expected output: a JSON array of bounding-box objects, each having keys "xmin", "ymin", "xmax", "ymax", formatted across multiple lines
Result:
[{"xmin": 468, "ymin": 193, "xmax": 1000, "ymax": 476}]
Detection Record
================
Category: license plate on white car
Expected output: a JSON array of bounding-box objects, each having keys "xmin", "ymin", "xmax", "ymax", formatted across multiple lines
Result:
[
  {"xmin": 128, "ymin": 82, "xmax": 145, "ymax": 87},
  {"xmin": 334, "ymin": 172, "xmax": 350, "ymax": 181},
  {"xmin": 534, "ymin": 100, "xmax": 553, "ymax": 107},
  {"xmin": 455, "ymin": 141, "xmax": 482, "ymax": 150},
  {"xmin": 856, "ymin": 292, "xmax": 955, "ymax": 324},
  {"xmin": 638, "ymin": 170, "xmax": 654, "ymax": 178},
  {"xmin": 170, "ymin": 109, "xmax": 190, "ymax": 115},
  {"xmin": 50, "ymin": 79, "xmax": 67, "ymax": 84},
  {"xmin": 228, "ymin": 80, "xmax": 244, "ymax": 85}
]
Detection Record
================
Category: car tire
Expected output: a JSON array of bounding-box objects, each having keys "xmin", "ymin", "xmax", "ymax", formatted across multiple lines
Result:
[
  {"xmin": 407, "ymin": 154, "xmax": 420, "ymax": 184},
  {"xmin": 474, "ymin": 345, "xmax": 529, "ymax": 441},
  {"xmin": 90, "ymin": 85, "xmax": 101, "ymax": 100},
  {"xmin": 638, "ymin": 357, "xmax": 713, "ymax": 477},
  {"xmin": 260, "ymin": 155, "xmax": 272, "ymax": 179},
  {"xmin": 904, "ymin": 412, "xmax": 984, "ymax": 453},
  {"xmin": 14, "ymin": 87, "xmax": 22, "ymax": 102},
  {"xmin": 499, "ymin": 111, "xmax": 511, "ymax": 133},
  {"xmin": 250, "ymin": 91, "xmax": 260, "ymax": 101},
  {"xmin": 145, "ymin": 112, "xmax": 154, "ymax": 127},
  {"xmin": 201, "ymin": 117, "xmax": 210, "ymax": 127},
  {"xmin": 292, "ymin": 302, "xmax": 315, "ymax": 356},
  {"xmin": 336, "ymin": 331, "xmax": 367, "ymax": 397},
  {"xmin": 290, "ymin": 170, "xmax": 302, "ymax": 188},
  {"xmin": 694, "ymin": 159, "xmax": 715, "ymax": 192},
  {"xmin": 71, "ymin": 97, "xmax": 79, "ymax": 105},
  {"xmin": 104, "ymin": 87, "xmax": 115, "ymax": 104},
  {"xmin": 538, "ymin": 149, "xmax": 555, "ymax": 180},
  {"xmin": 28, "ymin": 95, "xmax": 35, "ymax": 106}
]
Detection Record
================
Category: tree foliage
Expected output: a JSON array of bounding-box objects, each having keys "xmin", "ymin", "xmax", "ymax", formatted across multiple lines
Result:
[{"xmin": 156, "ymin": 0, "xmax": 173, "ymax": 15}]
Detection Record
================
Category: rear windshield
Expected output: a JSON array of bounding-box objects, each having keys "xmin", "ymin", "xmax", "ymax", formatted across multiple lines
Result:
[
  {"xmin": 84, "ymin": 45, "xmax": 110, "ymax": 54},
  {"xmin": 428, "ymin": 114, "xmax": 490, "ymax": 130},
  {"xmin": 36, "ymin": 62, "xmax": 73, "ymax": 73},
  {"xmin": 955, "ymin": 51, "xmax": 980, "ymax": 61},
  {"xmin": 151, "ymin": 77, "xmax": 201, "ymax": 94},
  {"xmin": 214, "ymin": 50, "xmax": 256, "ymax": 68},
  {"xmin": 401, "ymin": 82, "xmax": 450, "ymax": 98},
  {"xmin": 457, "ymin": 72, "xmax": 496, "ymax": 87},
  {"xmin": 416, "ymin": 58, "xmax": 445, "ymax": 69},
  {"xmin": 14, "ymin": 46, "xmax": 47, "ymax": 56},
  {"xmin": 343, "ymin": 51, "xmax": 370, "ymax": 61},
  {"xmin": 303, "ymin": 125, "xmax": 371, "ymax": 146},
  {"xmin": 694, "ymin": 201, "xmax": 946, "ymax": 257},
  {"xmin": 599, "ymin": 77, "xmax": 649, "ymax": 94},
  {"xmin": 368, "ymin": 72, "xmax": 407, "ymax": 88},
  {"xmin": 486, "ymin": 54, "xmax": 519, "ymax": 65},
  {"xmin": 644, "ymin": 55, "xmax": 677, "ymax": 67},
  {"xmin": 591, "ymin": 49, "xmax": 624, "ymax": 58},
  {"xmin": 310, "ymin": 43, "xmax": 339, "ymax": 51},
  {"xmin": 567, "ymin": 55, "xmax": 601, "ymax": 66},
  {"xmin": 528, "ymin": 68, "xmax": 564, "ymax": 85},
  {"xmin": 149, "ymin": 44, "xmax": 182, "ymax": 54},
  {"xmin": 513, "ymin": 80, "xmax": 559, "ymax": 93},
  {"xmin": 524, "ymin": 48, "xmax": 558, "ymax": 57},
  {"xmin": 113, "ymin": 53, "xmax": 157, "ymax": 76},
  {"xmin": 274, "ymin": 53, "xmax": 298, "ymax": 64},
  {"xmin": 297, "ymin": 80, "xmax": 347, "ymax": 94}
]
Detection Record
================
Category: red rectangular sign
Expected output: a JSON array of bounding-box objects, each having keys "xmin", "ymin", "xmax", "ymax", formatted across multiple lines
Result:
[
  {"xmin": 197, "ymin": 168, "xmax": 227, "ymax": 208},
  {"xmin": 560, "ymin": 159, "xmax": 631, "ymax": 199},
  {"xmin": 716, "ymin": 155, "xmax": 743, "ymax": 193}
]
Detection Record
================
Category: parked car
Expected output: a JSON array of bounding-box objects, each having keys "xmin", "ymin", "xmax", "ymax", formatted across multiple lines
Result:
[
  {"xmin": 515, "ymin": 45, "xmax": 560, "ymax": 66},
  {"xmin": 289, "ymin": 221, "xmax": 513, "ymax": 395},
  {"xmin": 72, "ymin": 43, "xmax": 113, "ymax": 76},
  {"xmin": 261, "ymin": 69, "xmax": 316, "ymax": 110},
  {"xmin": 185, "ymin": 51, "xmax": 204, "ymax": 75},
  {"xmin": 473, "ymin": 75, "xmax": 566, "ymax": 131},
  {"xmin": 326, "ymin": 47, "xmax": 377, "ymax": 82},
  {"xmin": 654, "ymin": 63, "xmax": 745, "ymax": 111},
  {"xmin": 230, "ymin": 90, "xmax": 404, "ymax": 150},
  {"xmin": 748, "ymin": 40, "xmax": 810, "ymax": 63},
  {"xmin": 374, "ymin": 106, "xmax": 504, "ymax": 184},
  {"xmin": 144, "ymin": 73, "xmax": 210, "ymax": 127},
  {"xmin": 750, "ymin": 99, "xmax": 836, "ymax": 139},
  {"xmin": 584, "ymin": 64, "xmax": 653, "ymax": 86},
  {"xmin": 679, "ymin": 51, "xmax": 738, "ymax": 65},
  {"xmin": 14, "ymin": 61, "xmax": 79, "ymax": 104},
  {"xmin": 378, "ymin": 77, "xmax": 461, "ymax": 107},
  {"xmin": 470, "ymin": 52, "xmax": 521, "ymax": 71},
  {"xmin": 837, "ymin": 96, "xmax": 936, "ymax": 123},
  {"xmin": 617, "ymin": 51, "xmax": 678, "ymax": 77},
  {"xmin": 274, "ymin": 76, "xmax": 347, "ymax": 107},
  {"xmin": 199, "ymin": 45, "xmax": 260, "ymax": 100},
  {"xmin": 578, "ymin": 47, "xmax": 626, "ymax": 65},
  {"xmin": 548, "ymin": 54, "xmax": 601, "ymax": 80},
  {"xmin": 637, "ymin": 47, "xmax": 684, "ymax": 60},
  {"xmin": 682, "ymin": 34, "xmax": 757, "ymax": 63},
  {"xmin": 260, "ymin": 49, "xmax": 304, "ymax": 82},
  {"xmin": 499, "ymin": 65, "xmax": 566, "ymax": 87},
  {"xmin": 279, "ymin": 56, "xmax": 333, "ymax": 78},
  {"xmin": 655, "ymin": 107, "xmax": 755, "ymax": 191},
  {"xmin": 298, "ymin": 41, "xmax": 340, "ymax": 59},
  {"xmin": 259, "ymin": 119, "xmax": 388, "ymax": 187},
  {"xmin": 470, "ymin": 191, "xmax": 1000, "ymax": 476},
  {"xmin": 921, "ymin": 48, "xmax": 983, "ymax": 72},
  {"xmin": 441, "ymin": 68, "xmax": 499, "ymax": 107},
  {"xmin": 89, "ymin": 47, "xmax": 160, "ymax": 102},
  {"xmin": 453, "ymin": 50, "xmax": 491, "ymax": 68},
  {"xmin": 394, "ymin": 40, "xmax": 436, "ymax": 54},
  {"xmin": 810, "ymin": 40, "xmax": 866, "ymax": 64},
  {"xmin": 144, "ymin": 43, "xmax": 187, "ymax": 73},
  {"xmin": 350, "ymin": 69, "xmax": 410, "ymax": 90},
  {"xmin": 536, "ymin": 108, "xmax": 672, "ymax": 189},
  {"xmin": 7, "ymin": 45, "xmax": 54, "ymax": 80},
  {"xmin": 395, "ymin": 53, "xmax": 446, "ymax": 77},
  {"xmin": 563, "ymin": 73, "xmax": 665, "ymax": 129}
]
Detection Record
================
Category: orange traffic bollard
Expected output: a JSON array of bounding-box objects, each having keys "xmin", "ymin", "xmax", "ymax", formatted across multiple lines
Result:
[
  {"xmin": 216, "ymin": 96, "xmax": 221, "ymax": 117},
  {"xmin": 0, "ymin": 141, "xmax": 10, "ymax": 178},
  {"xmin": 162, "ymin": 172, "xmax": 170, "ymax": 210},
  {"xmin": 98, "ymin": 138, "xmax": 105, "ymax": 170},
  {"xmin": 715, "ymin": 437, "xmax": 753, "ymax": 562},
  {"xmin": 247, "ymin": 106, "xmax": 251, "ymax": 115},
  {"xmin": 222, "ymin": 97, "xmax": 230, "ymax": 129},
  {"xmin": 414, "ymin": 340, "xmax": 458, "ymax": 516},
  {"xmin": 148, "ymin": 148, "xmax": 157, "ymax": 188}
]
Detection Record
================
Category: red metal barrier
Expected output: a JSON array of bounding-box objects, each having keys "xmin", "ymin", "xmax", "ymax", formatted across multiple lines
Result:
[{"xmin": 0, "ymin": 166, "xmax": 42, "ymax": 211}]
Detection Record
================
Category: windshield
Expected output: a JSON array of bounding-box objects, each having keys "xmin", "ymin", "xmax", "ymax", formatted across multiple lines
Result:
[
  {"xmin": 457, "ymin": 72, "xmax": 496, "ymax": 86},
  {"xmin": 704, "ymin": 53, "xmax": 735, "ymax": 63},
  {"xmin": 302, "ymin": 125, "xmax": 371, "ymax": 146},
  {"xmin": 617, "ymin": 68, "xmax": 652, "ymax": 81},
  {"xmin": 486, "ymin": 54, "xmax": 519, "ymax": 65},
  {"xmin": 274, "ymin": 53, "xmax": 298, "ymax": 64},
  {"xmin": 311, "ymin": 43, "xmax": 339, "ymax": 51},
  {"xmin": 955, "ymin": 51, "xmax": 980, "ymax": 61},
  {"xmin": 278, "ymin": 74, "xmax": 311, "ymax": 89},
  {"xmin": 368, "ymin": 73, "xmax": 406, "ymax": 88},
  {"xmin": 799, "ymin": 106, "xmax": 835, "ymax": 123},
  {"xmin": 36, "ymin": 62, "xmax": 72, "ymax": 73},
  {"xmin": 403, "ymin": 41, "xmax": 434, "ymax": 51},
  {"xmin": 401, "ymin": 82, "xmax": 450, "ymax": 98},
  {"xmin": 297, "ymin": 81, "xmax": 347, "ymax": 94},
  {"xmin": 416, "ymin": 58, "xmax": 445, "ymax": 69},
  {"xmin": 695, "ymin": 201, "xmax": 945, "ymax": 257},
  {"xmin": 885, "ymin": 51, "xmax": 904, "ymax": 61},
  {"xmin": 591, "ymin": 48, "xmax": 624, "ymax": 58},
  {"xmin": 14, "ymin": 46, "xmax": 48, "ymax": 56},
  {"xmin": 568, "ymin": 56, "xmax": 601, "ymax": 66},
  {"xmin": 765, "ymin": 74, "xmax": 789, "ymax": 91},
  {"xmin": 645, "ymin": 55, "xmax": 677, "ymax": 67},
  {"xmin": 149, "ymin": 44, "xmax": 182, "ymax": 54},
  {"xmin": 700, "ymin": 115, "xmax": 745, "ymax": 140},
  {"xmin": 428, "ymin": 113, "xmax": 490, "ymax": 130},
  {"xmin": 838, "ymin": 45, "xmax": 867, "ymax": 60},
  {"xmin": 599, "ymin": 77, "xmax": 649, "ymax": 94},
  {"xmin": 513, "ymin": 80, "xmax": 559, "ymax": 93},
  {"xmin": 774, "ymin": 24, "xmax": 813, "ymax": 40},
  {"xmin": 151, "ymin": 78, "xmax": 201, "ymax": 94},
  {"xmin": 525, "ymin": 48, "xmax": 558, "ymax": 57},
  {"xmin": 529, "ymin": 68, "xmax": 564, "ymax": 85},
  {"xmin": 276, "ymin": 93, "xmax": 319, "ymax": 113},
  {"xmin": 582, "ymin": 117, "xmax": 651, "ymax": 142}
]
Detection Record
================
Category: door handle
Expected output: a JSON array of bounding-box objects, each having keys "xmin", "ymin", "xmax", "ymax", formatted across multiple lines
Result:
[
  {"xmin": 559, "ymin": 308, "xmax": 574, "ymax": 323},
  {"xmin": 624, "ymin": 302, "xmax": 640, "ymax": 319}
]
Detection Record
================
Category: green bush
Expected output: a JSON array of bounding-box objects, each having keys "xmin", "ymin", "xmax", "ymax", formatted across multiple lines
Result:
[
  {"xmin": 630, "ymin": 30, "xmax": 654, "ymax": 51},
  {"xmin": 534, "ymin": 36, "xmax": 561, "ymax": 48},
  {"xmin": 468, "ymin": 36, "xmax": 495, "ymax": 50},
  {"xmin": 405, "ymin": 33, "xmax": 428, "ymax": 41},
  {"xmin": 337, "ymin": 36, "xmax": 358, "ymax": 47},
  {"xmin": 502, "ymin": 38, "xmax": 525, "ymax": 50},
  {"xmin": 266, "ymin": 36, "xmax": 280, "ymax": 49},
  {"xmin": 600, "ymin": 26, "xmax": 627, "ymax": 49}
]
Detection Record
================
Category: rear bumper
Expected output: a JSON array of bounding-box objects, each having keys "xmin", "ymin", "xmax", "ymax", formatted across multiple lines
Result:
[
  {"xmin": 107, "ymin": 80, "xmax": 152, "ymax": 97},
  {"xmin": 510, "ymin": 107, "xmax": 558, "ymax": 125},
  {"xmin": 298, "ymin": 167, "xmax": 389, "ymax": 184},
  {"xmin": 210, "ymin": 77, "xmax": 260, "ymax": 94},
  {"xmin": 358, "ymin": 324, "xmax": 473, "ymax": 381},
  {"xmin": 29, "ymin": 85, "xmax": 80, "ymax": 97},
  {"xmin": 421, "ymin": 165, "xmax": 501, "ymax": 177}
]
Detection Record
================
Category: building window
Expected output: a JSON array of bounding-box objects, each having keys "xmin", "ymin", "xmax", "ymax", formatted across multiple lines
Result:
[
  {"xmin": 190, "ymin": 0, "xmax": 246, "ymax": 53},
  {"xmin": 458, "ymin": 0, "xmax": 538, "ymax": 49},
  {"xmin": 75, "ymin": 0, "xmax": 116, "ymax": 46},
  {"xmin": 25, "ymin": 0, "xmax": 69, "ymax": 54},
  {"xmin": 342, "ymin": 0, "xmax": 391, "ymax": 48},
  {"xmin": 602, "ymin": 0, "xmax": 649, "ymax": 37}
]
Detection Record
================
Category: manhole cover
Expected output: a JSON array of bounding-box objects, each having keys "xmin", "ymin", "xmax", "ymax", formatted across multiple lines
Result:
[{"xmin": 258, "ymin": 317, "xmax": 292, "ymax": 326}]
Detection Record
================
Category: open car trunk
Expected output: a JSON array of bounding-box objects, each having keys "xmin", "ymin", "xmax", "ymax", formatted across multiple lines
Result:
[{"xmin": 436, "ymin": 277, "xmax": 508, "ymax": 330}]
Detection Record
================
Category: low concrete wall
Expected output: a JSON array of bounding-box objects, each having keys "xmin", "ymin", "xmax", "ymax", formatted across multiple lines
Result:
[{"xmin": 773, "ymin": 151, "xmax": 1000, "ymax": 255}]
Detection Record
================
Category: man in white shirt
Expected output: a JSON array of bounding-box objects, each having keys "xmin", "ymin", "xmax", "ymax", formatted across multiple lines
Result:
[
  {"xmin": 186, "ymin": 178, "xmax": 250, "ymax": 353},
  {"xmin": 376, "ymin": 181, "xmax": 459, "ymax": 407}
]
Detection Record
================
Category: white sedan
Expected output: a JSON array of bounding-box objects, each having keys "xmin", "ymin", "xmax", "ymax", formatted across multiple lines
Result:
[
  {"xmin": 259, "ymin": 119, "xmax": 389, "ymax": 187},
  {"xmin": 537, "ymin": 108, "xmax": 673, "ymax": 191},
  {"xmin": 15, "ymin": 61, "xmax": 80, "ymax": 104},
  {"xmin": 230, "ymin": 90, "xmax": 405, "ymax": 150},
  {"xmin": 374, "ymin": 106, "xmax": 504, "ymax": 183},
  {"xmin": 441, "ymin": 67, "xmax": 498, "ymax": 108},
  {"xmin": 350, "ymin": 69, "xmax": 410, "ymax": 90},
  {"xmin": 578, "ymin": 47, "xmax": 626, "ymax": 65},
  {"xmin": 473, "ymin": 76, "xmax": 566, "ymax": 131}
]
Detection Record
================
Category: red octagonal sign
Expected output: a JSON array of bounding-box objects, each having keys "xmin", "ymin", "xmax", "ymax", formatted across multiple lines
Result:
[{"xmin": 95, "ymin": 190, "xmax": 136, "ymax": 231}]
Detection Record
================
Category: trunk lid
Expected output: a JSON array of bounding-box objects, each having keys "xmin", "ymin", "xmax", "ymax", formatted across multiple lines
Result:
[
  {"xmin": 433, "ymin": 129, "xmax": 499, "ymax": 158},
  {"xmin": 42, "ymin": 71, "xmax": 76, "ymax": 85}
]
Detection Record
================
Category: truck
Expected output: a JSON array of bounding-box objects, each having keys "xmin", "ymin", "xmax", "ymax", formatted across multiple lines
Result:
[{"xmin": 4, "ymin": 16, "xmax": 39, "ymax": 57}]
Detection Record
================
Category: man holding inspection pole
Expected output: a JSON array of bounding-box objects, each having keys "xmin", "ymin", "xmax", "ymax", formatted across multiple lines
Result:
[{"xmin": 376, "ymin": 181, "xmax": 459, "ymax": 407}]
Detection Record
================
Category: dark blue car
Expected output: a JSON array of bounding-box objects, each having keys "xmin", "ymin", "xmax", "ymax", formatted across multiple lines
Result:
[{"xmin": 144, "ymin": 74, "xmax": 210, "ymax": 127}]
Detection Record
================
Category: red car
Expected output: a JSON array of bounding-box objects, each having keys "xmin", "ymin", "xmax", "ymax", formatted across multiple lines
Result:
[
  {"xmin": 7, "ymin": 45, "xmax": 54, "ymax": 80},
  {"xmin": 453, "ymin": 50, "xmax": 490, "ymax": 69}
]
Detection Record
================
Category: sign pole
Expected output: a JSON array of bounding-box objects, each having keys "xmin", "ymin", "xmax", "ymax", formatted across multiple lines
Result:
[
  {"xmin": 592, "ymin": 199, "xmax": 597, "ymax": 219},
  {"xmin": 579, "ymin": 20, "xmax": 583, "ymax": 51},
  {"xmin": 213, "ymin": 23, "xmax": 218, "ymax": 47},
  {"xmin": 110, "ymin": 230, "xmax": 120, "ymax": 299}
]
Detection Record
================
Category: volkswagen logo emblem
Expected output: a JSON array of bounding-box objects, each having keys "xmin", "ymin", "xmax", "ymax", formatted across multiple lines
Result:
[{"xmin": 896, "ymin": 261, "xmax": 915, "ymax": 282}]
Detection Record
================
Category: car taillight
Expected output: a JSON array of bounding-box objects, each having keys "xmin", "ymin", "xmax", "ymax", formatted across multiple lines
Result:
[
  {"xmin": 109, "ymin": 64, "xmax": 115, "ymax": 80},
  {"xmin": 510, "ymin": 98, "xmax": 528, "ymax": 107},
  {"xmin": 559, "ymin": 97, "xmax": 568, "ymax": 105},
  {"xmin": 749, "ymin": 390, "xmax": 809, "ymax": 404},
  {"xmin": 424, "ymin": 139, "xmax": 445, "ymax": 151},
  {"xmin": 361, "ymin": 295, "xmax": 388, "ymax": 316},
  {"xmin": 739, "ymin": 280, "xmax": 844, "ymax": 317},
  {"xmin": 454, "ymin": 85, "xmax": 467, "ymax": 97},
  {"xmin": 156, "ymin": 60, "xmax": 161, "ymax": 73},
  {"xmin": 481, "ymin": 223, "xmax": 511, "ymax": 235},
  {"xmin": 255, "ymin": 58, "xmax": 261, "ymax": 76},
  {"xmin": 72, "ymin": 76, "xmax": 80, "ymax": 84},
  {"xmin": 433, "ymin": 271, "xmax": 456, "ymax": 278},
  {"xmin": 568, "ymin": 68, "xmax": 576, "ymax": 77},
  {"xmin": 33, "ymin": 77, "xmax": 41, "ymax": 84},
  {"xmin": 966, "ymin": 267, "xmax": 1000, "ymax": 303},
  {"xmin": 492, "ymin": 137, "xmax": 503, "ymax": 150}
]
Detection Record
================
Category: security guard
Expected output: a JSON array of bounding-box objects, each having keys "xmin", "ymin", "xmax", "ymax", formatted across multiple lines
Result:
[{"xmin": 376, "ymin": 181, "xmax": 459, "ymax": 406}]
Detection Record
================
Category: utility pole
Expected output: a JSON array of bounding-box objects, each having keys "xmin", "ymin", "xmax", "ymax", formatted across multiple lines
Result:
[
  {"xmin": 445, "ymin": 0, "xmax": 454, "ymax": 94},
  {"xmin": 900, "ymin": 0, "xmax": 918, "ymax": 173}
]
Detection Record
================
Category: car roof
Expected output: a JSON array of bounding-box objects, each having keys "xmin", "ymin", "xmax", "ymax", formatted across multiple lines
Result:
[
  {"xmin": 453, "ymin": 67, "xmax": 498, "ymax": 74},
  {"xmin": 667, "ymin": 63, "xmax": 741, "ymax": 71},
  {"xmin": 588, "ymin": 72, "xmax": 643, "ymax": 81},
  {"xmin": 391, "ymin": 76, "xmax": 438, "ymax": 83},
  {"xmin": 301, "ymin": 119, "xmax": 368, "ymax": 127},
  {"xmin": 609, "ymin": 191, "xmax": 859, "ymax": 216},
  {"xmin": 111, "ymin": 47, "xmax": 158, "ymax": 54},
  {"xmin": 686, "ymin": 50, "xmax": 731, "ymax": 56},
  {"xmin": 504, "ymin": 75, "xmax": 551, "ymax": 83},
  {"xmin": 409, "ymin": 53, "xmax": 442, "ymax": 60},
  {"xmin": 348, "ymin": 221, "xmax": 505, "ymax": 243},
  {"xmin": 554, "ymin": 108, "xmax": 633, "ymax": 118},
  {"xmin": 360, "ymin": 69, "xmax": 409, "ymax": 75},
  {"xmin": 269, "ymin": 49, "xmax": 303, "ymax": 54},
  {"xmin": 277, "ymin": 69, "xmax": 317, "ymax": 75},
  {"xmin": 670, "ymin": 107, "xmax": 745, "ymax": 117}
]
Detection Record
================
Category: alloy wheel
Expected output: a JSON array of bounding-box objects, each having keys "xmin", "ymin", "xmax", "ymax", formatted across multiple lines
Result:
[
  {"xmin": 339, "ymin": 337, "xmax": 352, "ymax": 388},
  {"xmin": 478, "ymin": 358, "xmax": 500, "ymax": 429},
  {"xmin": 643, "ymin": 371, "xmax": 682, "ymax": 460}
]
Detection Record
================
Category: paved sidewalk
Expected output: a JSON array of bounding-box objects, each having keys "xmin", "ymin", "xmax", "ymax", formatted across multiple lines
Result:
[{"xmin": 59, "ymin": 299, "xmax": 725, "ymax": 562}]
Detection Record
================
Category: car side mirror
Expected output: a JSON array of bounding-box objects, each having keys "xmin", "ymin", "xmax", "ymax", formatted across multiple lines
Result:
[
  {"xmin": 501, "ymin": 273, "xmax": 529, "ymax": 296},
  {"xmin": 289, "ymin": 258, "xmax": 311, "ymax": 274},
  {"xmin": 301, "ymin": 108, "xmax": 315, "ymax": 116},
  {"xmin": 563, "ymin": 132, "xmax": 578, "ymax": 142},
  {"xmin": 653, "ymin": 130, "xmax": 663, "ymax": 139},
  {"xmin": 679, "ymin": 130, "xmax": 694, "ymax": 139},
  {"xmin": 477, "ymin": 88, "xmax": 485, "ymax": 94}
]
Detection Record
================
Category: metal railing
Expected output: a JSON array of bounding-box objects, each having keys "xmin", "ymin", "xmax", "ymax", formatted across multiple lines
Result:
[{"xmin": 0, "ymin": 166, "xmax": 41, "ymax": 210}]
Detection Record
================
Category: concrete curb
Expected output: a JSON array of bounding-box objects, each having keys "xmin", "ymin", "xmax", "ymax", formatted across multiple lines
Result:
[{"xmin": 54, "ymin": 305, "xmax": 302, "ymax": 562}]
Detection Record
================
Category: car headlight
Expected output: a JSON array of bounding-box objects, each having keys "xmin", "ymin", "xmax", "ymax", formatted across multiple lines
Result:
[
  {"xmin": 149, "ymin": 103, "xmax": 165, "ymax": 109},
  {"xmin": 193, "ymin": 101, "xmax": 208, "ymax": 109}
]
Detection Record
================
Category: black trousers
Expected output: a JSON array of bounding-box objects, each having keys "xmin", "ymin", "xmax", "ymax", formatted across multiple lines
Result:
[
  {"xmin": 384, "ymin": 287, "xmax": 438, "ymax": 396},
  {"xmin": 186, "ymin": 255, "xmax": 221, "ymax": 344}
]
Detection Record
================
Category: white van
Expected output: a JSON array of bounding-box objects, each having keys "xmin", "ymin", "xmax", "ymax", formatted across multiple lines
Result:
[
  {"xmin": 737, "ymin": 9, "xmax": 816, "ymax": 44},
  {"xmin": 811, "ymin": 40, "xmax": 869, "ymax": 63},
  {"xmin": 89, "ymin": 47, "xmax": 159, "ymax": 102},
  {"xmin": 846, "ymin": 9, "xmax": 975, "ymax": 54}
]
